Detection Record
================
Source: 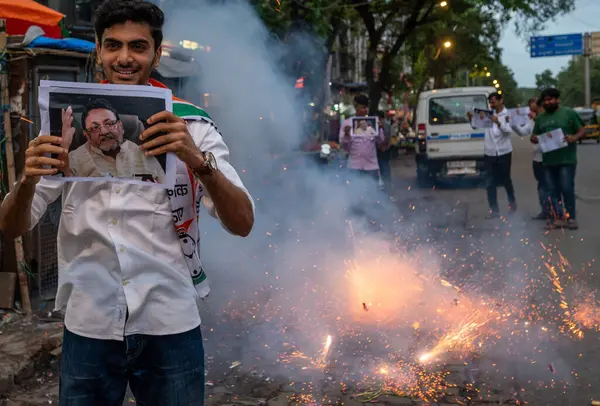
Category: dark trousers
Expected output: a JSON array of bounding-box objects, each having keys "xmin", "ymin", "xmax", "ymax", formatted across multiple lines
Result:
[
  {"xmin": 377, "ymin": 149, "xmax": 393, "ymax": 191},
  {"xmin": 484, "ymin": 153, "xmax": 516, "ymax": 213},
  {"xmin": 544, "ymin": 164, "xmax": 577, "ymax": 220},
  {"xmin": 60, "ymin": 327, "xmax": 205, "ymax": 406},
  {"xmin": 532, "ymin": 161, "xmax": 551, "ymax": 216}
]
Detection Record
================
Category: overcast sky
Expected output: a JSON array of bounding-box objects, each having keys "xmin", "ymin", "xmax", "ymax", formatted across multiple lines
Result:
[{"xmin": 499, "ymin": 0, "xmax": 600, "ymax": 88}]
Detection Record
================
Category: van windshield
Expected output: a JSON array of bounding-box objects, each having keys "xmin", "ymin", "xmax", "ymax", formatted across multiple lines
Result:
[{"xmin": 429, "ymin": 95, "xmax": 488, "ymax": 125}]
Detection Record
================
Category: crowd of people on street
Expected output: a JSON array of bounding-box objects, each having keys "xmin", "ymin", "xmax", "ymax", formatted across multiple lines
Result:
[
  {"xmin": 477, "ymin": 88, "xmax": 584, "ymax": 230},
  {"xmin": 338, "ymin": 88, "xmax": 586, "ymax": 231}
]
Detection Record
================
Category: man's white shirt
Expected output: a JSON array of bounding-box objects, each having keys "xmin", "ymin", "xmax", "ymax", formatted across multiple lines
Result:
[
  {"xmin": 484, "ymin": 107, "xmax": 513, "ymax": 157},
  {"xmin": 16, "ymin": 120, "xmax": 254, "ymax": 341}
]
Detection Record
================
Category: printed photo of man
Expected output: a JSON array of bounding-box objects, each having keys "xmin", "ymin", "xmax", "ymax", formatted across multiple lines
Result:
[
  {"xmin": 353, "ymin": 118, "xmax": 377, "ymax": 137},
  {"xmin": 62, "ymin": 99, "xmax": 165, "ymax": 182}
]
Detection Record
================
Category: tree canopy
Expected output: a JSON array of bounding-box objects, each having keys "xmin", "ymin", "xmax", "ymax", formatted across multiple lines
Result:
[
  {"xmin": 556, "ymin": 56, "xmax": 600, "ymax": 107},
  {"xmin": 535, "ymin": 69, "xmax": 558, "ymax": 92},
  {"xmin": 252, "ymin": 0, "xmax": 577, "ymax": 111}
]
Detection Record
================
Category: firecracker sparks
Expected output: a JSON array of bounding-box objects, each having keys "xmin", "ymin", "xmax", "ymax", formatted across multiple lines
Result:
[
  {"xmin": 281, "ymin": 334, "xmax": 333, "ymax": 370},
  {"xmin": 419, "ymin": 311, "xmax": 491, "ymax": 363},
  {"xmin": 572, "ymin": 288, "xmax": 600, "ymax": 332},
  {"xmin": 358, "ymin": 360, "xmax": 449, "ymax": 402},
  {"xmin": 542, "ymin": 243, "xmax": 584, "ymax": 339}
]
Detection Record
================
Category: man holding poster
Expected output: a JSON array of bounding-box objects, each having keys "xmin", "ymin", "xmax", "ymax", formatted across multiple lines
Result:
[
  {"xmin": 532, "ymin": 88, "xmax": 584, "ymax": 230},
  {"xmin": 469, "ymin": 92, "xmax": 517, "ymax": 219},
  {"xmin": 0, "ymin": 1, "xmax": 255, "ymax": 405}
]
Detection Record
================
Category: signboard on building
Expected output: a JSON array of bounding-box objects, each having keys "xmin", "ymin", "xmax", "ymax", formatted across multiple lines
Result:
[{"xmin": 530, "ymin": 34, "xmax": 584, "ymax": 58}]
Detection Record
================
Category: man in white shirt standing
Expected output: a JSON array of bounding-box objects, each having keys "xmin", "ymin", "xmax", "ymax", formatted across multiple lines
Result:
[
  {"xmin": 511, "ymin": 97, "xmax": 550, "ymax": 220},
  {"xmin": 0, "ymin": 1, "xmax": 254, "ymax": 405},
  {"xmin": 479, "ymin": 92, "xmax": 517, "ymax": 218}
]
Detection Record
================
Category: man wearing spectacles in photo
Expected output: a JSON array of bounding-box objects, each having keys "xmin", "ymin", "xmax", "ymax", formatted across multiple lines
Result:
[{"xmin": 61, "ymin": 99, "xmax": 165, "ymax": 182}]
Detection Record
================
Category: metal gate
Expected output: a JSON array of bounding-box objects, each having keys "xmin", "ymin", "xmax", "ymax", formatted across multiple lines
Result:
[{"xmin": 35, "ymin": 199, "xmax": 62, "ymax": 300}]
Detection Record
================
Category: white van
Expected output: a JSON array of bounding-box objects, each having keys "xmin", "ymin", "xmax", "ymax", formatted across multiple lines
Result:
[{"xmin": 414, "ymin": 86, "xmax": 496, "ymax": 186}]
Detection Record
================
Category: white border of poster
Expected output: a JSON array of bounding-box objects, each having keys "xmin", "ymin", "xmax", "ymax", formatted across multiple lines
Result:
[{"xmin": 38, "ymin": 80, "xmax": 176, "ymax": 188}]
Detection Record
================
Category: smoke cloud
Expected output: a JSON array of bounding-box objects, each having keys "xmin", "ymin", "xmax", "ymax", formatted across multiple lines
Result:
[{"xmin": 159, "ymin": 0, "xmax": 587, "ymax": 401}]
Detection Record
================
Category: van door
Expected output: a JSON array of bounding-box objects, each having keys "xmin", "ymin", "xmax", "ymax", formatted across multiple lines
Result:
[{"xmin": 425, "ymin": 93, "xmax": 489, "ymax": 160}]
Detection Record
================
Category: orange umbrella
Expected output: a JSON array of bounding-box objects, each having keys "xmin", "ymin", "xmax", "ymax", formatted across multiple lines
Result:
[{"xmin": 0, "ymin": 0, "xmax": 64, "ymax": 27}]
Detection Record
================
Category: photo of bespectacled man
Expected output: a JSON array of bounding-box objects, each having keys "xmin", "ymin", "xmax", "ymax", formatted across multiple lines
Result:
[{"xmin": 45, "ymin": 90, "xmax": 170, "ymax": 185}]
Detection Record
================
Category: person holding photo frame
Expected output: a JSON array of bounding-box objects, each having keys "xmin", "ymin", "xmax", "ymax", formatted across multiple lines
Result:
[
  {"xmin": 468, "ymin": 92, "xmax": 517, "ymax": 219},
  {"xmin": 0, "ymin": 1, "xmax": 255, "ymax": 405},
  {"xmin": 339, "ymin": 94, "xmax": 385, "ymax": 183},
  {"xmin": 532, "ymin": 88, "xmax": 584, "ymax": 230}
]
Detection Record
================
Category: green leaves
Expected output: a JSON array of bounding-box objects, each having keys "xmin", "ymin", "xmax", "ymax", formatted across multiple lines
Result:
[
  {"xmin": 251, "ymin": 0, "xmax": 577, "ymax": 109},
  {"xmin": 556, "ymin": 57, "xmax": 600, "ymax": 107}
]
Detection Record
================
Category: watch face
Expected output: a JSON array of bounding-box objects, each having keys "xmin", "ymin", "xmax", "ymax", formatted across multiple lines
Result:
[{"xmin": 207, "ymin": 152, "xmax": 217, "ymax": 170}]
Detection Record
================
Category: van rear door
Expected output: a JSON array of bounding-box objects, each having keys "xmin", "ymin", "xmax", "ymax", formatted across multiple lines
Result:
[{"xmin": 425, "ymin": 92, "xmax": 489, "ymax": 160}]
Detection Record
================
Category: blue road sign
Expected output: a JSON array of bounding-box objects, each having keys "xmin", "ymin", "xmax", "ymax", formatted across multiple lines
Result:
[{"xmin": 530, "ymin": 34, "xmax": 584, "ymax": 57}]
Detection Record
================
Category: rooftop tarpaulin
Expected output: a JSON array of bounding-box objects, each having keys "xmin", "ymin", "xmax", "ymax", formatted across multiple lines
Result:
[{"xmin": 0, "ymin": 0, "xmax": 65, "ymax": 39}]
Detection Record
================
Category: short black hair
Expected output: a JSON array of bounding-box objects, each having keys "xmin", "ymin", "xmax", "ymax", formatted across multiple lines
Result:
[
  {"xmin": 81, "ymin": 99, "xmax": 120, "ymax": 130},
  {"xmin": 94, "ymin": 0, "xmax": 164, "ymax": 50},
  {"xmin": 354, "ymin": 94, "xmax": 369, "ymax": 107},
  {"xmin": 377, "ymin": 110, "xmax": 385, "ymax": 119},
  {"xmin": 541, "ymin": 88, "xmax": 560, "ymax": 100},
  {"xmin": 488, "ymin": 92, "xmax": 503, "ymax": 102}
]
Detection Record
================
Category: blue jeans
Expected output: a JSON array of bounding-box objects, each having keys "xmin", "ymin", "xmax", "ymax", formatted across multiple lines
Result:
[
  {"xmin": 544, "ymin": 164, "xmax": 577, "ymax": 220},
  {"xmin": 60, "ymin": 327, "xmax": 205, "ymax": 406}
]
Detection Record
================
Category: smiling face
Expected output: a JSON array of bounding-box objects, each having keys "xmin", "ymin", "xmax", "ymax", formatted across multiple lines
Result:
[
  {"xmin": 84, "ymin": 108, "xmax": 124, "ymax": 153},
  {"xmin": 97, "ymin": 20, "xmax": 161, "ymax": 85}
]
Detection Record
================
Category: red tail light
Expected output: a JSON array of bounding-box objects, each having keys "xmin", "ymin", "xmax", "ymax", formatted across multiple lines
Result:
[{"xmin": 417, "ymin": 123, "xmax": 426, "ymax": 135}]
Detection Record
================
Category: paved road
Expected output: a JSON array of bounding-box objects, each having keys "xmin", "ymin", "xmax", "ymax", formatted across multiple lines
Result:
[
  {"xmin": 33, "ymin": 136, "xmax": 599, "ymax": 406},
  {"xmin": 125, "ymin": 138, "xmax": 600, "ymax": 406},
  {"xmin": 390, "ymin": 136, "xmax": 600, "ymax": 406}
]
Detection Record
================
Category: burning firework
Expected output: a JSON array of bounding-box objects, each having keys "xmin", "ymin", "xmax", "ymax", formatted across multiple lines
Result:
[{"xmin": 211, "ymin": 232, "xmax": 597, "ymax": 404}]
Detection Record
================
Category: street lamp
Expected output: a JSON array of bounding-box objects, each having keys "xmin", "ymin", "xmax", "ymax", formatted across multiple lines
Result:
[
  {"xmin": 494, "ymin": 83, "xmax": 500, "ymax": 88},
  {"xmin": 498, "ymin": 90, "xmax": 502, "ymax": 95},
  {"xmin": 493, "ymin": 79, "xmax": 498, "ymax": 84},
  {"xmin": 443, "ymin": 40, "xmax": 452, "ymax": 48},
  {"xmin": 440, "ymin": 0, "xmax": 448, "ymax": 7}
]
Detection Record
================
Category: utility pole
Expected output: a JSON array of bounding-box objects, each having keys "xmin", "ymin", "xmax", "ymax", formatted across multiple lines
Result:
[{"xmin": 584, "ymin": 33, "xmax": 591, "ymax": 107}]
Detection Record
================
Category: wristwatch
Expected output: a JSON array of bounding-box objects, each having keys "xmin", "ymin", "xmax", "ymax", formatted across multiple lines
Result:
[{"xmin": 191, "ymin": 151, "xmax": 218, "ymax": 178}]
